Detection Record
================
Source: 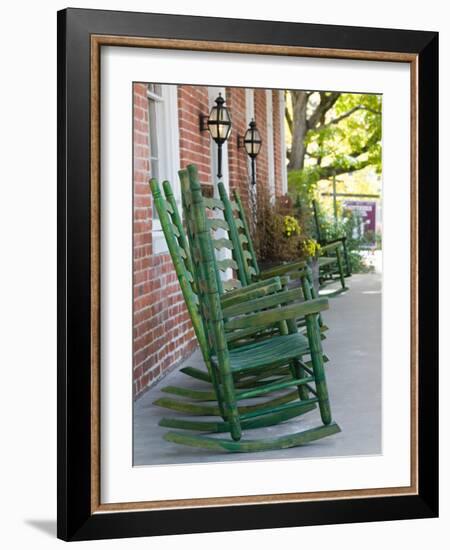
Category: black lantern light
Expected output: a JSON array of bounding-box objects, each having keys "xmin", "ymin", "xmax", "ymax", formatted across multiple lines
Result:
[
  {"xmin": 240, "ymin": 119, "xmax": 262, "ymax": 186},
  {"xmin": 200, "ymin": 93, "xmax": 232, "ymax": 178}
]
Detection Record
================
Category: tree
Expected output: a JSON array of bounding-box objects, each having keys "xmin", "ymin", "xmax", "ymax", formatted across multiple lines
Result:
[{"xmin": 286, "ymin": 91, "xmax": 382, "ymax": 192}]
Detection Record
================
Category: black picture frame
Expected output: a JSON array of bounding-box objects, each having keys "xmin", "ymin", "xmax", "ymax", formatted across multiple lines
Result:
[{"xmin": 57, "ymin": 7, "xmax": 438, "ymax": 541}]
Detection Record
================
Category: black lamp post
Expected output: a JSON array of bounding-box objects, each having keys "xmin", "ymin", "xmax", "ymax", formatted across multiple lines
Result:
[
  {"xmin": 240, "ymin": 119, "xmax": 262, "ymax": 186},
  {"xmin": 200, "ymin": 93, "xmax": 232, "ymax": 178}
]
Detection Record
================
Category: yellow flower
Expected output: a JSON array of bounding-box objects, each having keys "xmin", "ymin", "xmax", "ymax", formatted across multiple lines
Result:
[
  {"xmin": 303, "ymin": 238, "xmax": 320, "ymax": 257},
  {"xmin": 283, "ymin": 215, "xmax": 301, "ymax": 238}
]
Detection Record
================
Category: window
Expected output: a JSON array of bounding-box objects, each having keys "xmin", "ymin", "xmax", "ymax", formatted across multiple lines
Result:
[{"xmin": 147, "ymin": 84, "xmax": 181, "ymax": 254}]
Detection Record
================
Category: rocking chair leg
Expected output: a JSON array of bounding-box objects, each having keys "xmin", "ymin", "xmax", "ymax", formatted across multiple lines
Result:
[
  {"xmin": 305, "ymin": 265, "xmax": 324, "ymax": 330},
  {"xmin": 293, "ymin": 358, "xmax": 310, "ymax": 401},
  {"xmin": 305, "ymin": 314, "xmax": 332, "ymax": 425},
  {"xmin": 336, "ymin": 247, "xmax": 347, "ymax": 290},
  {"xmin": 210, "ymin": 366, "xmax": 227, "ymax": 419},
  {"xmin": 342, "ymin": 238, "xmax": 352, "ymax": 277},
  {"xmin": 286, "ymin": 317, "xmax": 310, "ymax": 403}
]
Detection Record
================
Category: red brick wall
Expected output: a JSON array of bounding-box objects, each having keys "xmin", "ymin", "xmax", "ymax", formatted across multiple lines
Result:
[
  {"xmin": 133, "ymin": 83, "xmax": 196, "ymax": 398},
  {"xmin": 226, "ymin": 87, "xmax": 252, "ymax": 212},
  {"xmin": 178, "ymin": 85, "xmax": 212, "ymax": 185},
  {"xmin": 133, "ymin": 84, "xmax": 286, "ymax": 398}
]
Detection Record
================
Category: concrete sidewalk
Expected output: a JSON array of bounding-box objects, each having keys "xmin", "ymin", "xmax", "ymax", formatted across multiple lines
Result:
[{"xmin": 133, "ymin": 273, "xmax": 381, "ymax": 466}]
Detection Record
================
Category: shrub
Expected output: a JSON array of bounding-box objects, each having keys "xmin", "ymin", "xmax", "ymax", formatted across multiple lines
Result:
[{"xmin": 253, "ymin": 185, "xmax": 319, "ymax": 265}]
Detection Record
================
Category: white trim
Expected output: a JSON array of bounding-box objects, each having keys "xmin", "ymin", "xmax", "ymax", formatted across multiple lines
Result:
[
  {"xmin": 279, "ymin": 90, "xmax": 288, "ymax": 195},
  {"xmin": 208, "ymin": 86, "xmax": 232, "ymax": 279},
  {"xmin": 245, "ymin": 88, "xmax": 256, "ymax": 200},
  {"xmin": 148, "ymin": 84, "xmax": 181, "ymax": 254},
  {"xmin": 266, "ymin": 89, "xmax": 276, "ymax": 202},
  {"xmin": 245, "ymin": 88, "xmax": 255, "ymax": 176}
]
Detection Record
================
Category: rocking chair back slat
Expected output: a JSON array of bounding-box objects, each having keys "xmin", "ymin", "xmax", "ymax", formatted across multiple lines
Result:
[
  {"xmin": 162, "ymin": 180, "xmax": 196, "ymax": 290},
  {"xmin": 207, "ymin": 218, "xmax": 230, "ymax": 231},
  {"xmin": 213, "ymin": 238, "xmax": 234, "ymax": 250},
  {"xmin": 217, "ymin": 181, "xmax": 252, "ymax": 286},
  {"xmin": 150, "ymin": 179, "xmax": 208, "ymax": 362},
  {"xmin": 216, "ymin": 182, "xmax": 260, "ymax": 281},
  {"xmin": 216, "ymin": 258, "xmax": 239, "ymax": 271},
  {"xmin": 231, "ymin": 187, "xmax": 261, "ymax": 277},
  {"xmin": 204, "ymin": 197, "xmax": 225, "ymax": 210}
]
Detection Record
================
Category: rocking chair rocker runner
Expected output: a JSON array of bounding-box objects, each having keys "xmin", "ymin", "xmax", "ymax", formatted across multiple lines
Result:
[{"xmin": 150, "ymin": 165, "xmax": 341, "ymax": 452}]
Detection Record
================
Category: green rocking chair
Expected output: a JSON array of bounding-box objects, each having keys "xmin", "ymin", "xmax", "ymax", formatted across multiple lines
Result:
[
  {"xmin": 150, "ymin": 179, "xmax": 322, "ymax": 422},
  {"xmin": 151, "ymin": 165, "xmax": 341, "ymax": 452},
  {"xmin": 312, "ymin": 199, "xmax": 351, "ymax": 287}
]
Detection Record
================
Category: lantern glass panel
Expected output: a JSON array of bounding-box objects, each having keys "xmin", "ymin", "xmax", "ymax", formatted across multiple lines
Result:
[
  {"xmin": 218, "ymin": 122, "xmax": 231, "ymax": 140},
  {"xmin": 244, "ymin": 127, "xmax": 262, "ymax": 156},
  {"xmin": 208, "ymin": 121, "xmax": 219, "ymax": 139},
  {"xmin": 208, "ymin": 108, "xmax": 231, "ymax": 141},
  {"xmin": 207, "ymin": 95, "xmax": 232, "ymax": 146},
  {"xmin": 218, "ymin": 108, "xmax": 230, "ymax": 122},
  {"xmin": 253, "ymin": 139, "xmax": 262, "ymax": 156},
  {"xmin": 209, "ymin": 105, "xmax": 219, "ymax": 122},
  {"xmin": 207, "ymin": 106, "xmax": 218, "ymax": 137}
]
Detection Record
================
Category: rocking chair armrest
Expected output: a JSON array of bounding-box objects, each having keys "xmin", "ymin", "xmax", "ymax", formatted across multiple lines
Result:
[
  {"xmin": 319, "ymin": 241, "xmax": 342, "ymax": 254},
  {"xmin": 320, "ymin": 236, "xmax": 346, "ymax": 246},
  {"xmin": 224, "ymin": 297, "xmax": 329, "ymax": 331},
  {"xmin": 223, "ymin": 286, "xmax": 305, "ymax": 318},
  {"xmin": 224, "ymin": 276, "xmax": 282, "ymax": 297},
  {"xmin": 258, "ymin": 259, "xmax": 308, "ymax": 279},
  {"xmin": 220, "ymin": 278, "xmax": 282, "ymax": 308}
]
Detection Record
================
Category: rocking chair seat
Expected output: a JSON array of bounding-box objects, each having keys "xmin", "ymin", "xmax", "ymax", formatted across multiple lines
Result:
[{"xmin": 212, "ymin": 333, "xmax": 310, "ymax": 374}]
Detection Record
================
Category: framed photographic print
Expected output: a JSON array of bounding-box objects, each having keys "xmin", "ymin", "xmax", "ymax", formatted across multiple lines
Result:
[{"xmin": 57, "ymin": 8, "xmax": 438, "ymax": 541}]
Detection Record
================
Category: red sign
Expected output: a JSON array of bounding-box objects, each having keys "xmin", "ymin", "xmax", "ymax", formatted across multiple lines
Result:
[{"xmin": 343, "ymin": 201, "xmax": 377, "ymax": 246}]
